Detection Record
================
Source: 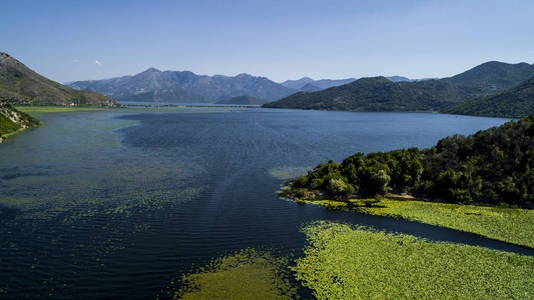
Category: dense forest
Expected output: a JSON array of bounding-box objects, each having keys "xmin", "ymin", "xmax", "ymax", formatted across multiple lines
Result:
[
  {"xmin": 443, "ymin": 78, "xmax": 534, "ymax": 118},
  {"xmin": 284, "ymin": 114, "xmax": 534, "ymax": 207}
]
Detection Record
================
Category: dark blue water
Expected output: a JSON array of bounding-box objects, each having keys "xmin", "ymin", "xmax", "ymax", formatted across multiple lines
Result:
[{"xmin": 0, "ymin": 108, "xmax": 525, "ymax": 299}]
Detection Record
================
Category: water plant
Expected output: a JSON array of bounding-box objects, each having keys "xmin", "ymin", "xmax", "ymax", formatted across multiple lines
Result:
[
  {"xmin": 293, "ymin": 221, "xmax": 534, "ymax": 299},
  {"xmin": 294, "ymin": 197, "xmax": 534, "ymax": 248},
  {"xmin": 167, "ymin": 249, "xmax": 297, "ymax": 299}
]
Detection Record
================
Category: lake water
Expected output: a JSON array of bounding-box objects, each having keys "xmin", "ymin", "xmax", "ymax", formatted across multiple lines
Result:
[{"xmin": 0, "ymin": 108, "xmax": 525, "ymax": 299}]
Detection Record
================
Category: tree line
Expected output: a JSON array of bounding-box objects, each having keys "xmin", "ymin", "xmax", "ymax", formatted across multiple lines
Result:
[{"xmin": 286, "ymin": 114, "xmax": 534, "ymax": 207}]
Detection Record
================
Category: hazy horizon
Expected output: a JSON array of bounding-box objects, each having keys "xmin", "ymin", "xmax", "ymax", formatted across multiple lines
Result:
[{"xmin": 3, "ymin": 0, "xmax": 534, "ymax": 83}]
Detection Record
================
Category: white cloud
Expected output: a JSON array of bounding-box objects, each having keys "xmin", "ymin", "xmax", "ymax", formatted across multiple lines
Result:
[
  {"xmin": 95, "ymin": 60, "xmax": 102, "ymax": 66},
  {"xmin": 73, "ymin": 59, "xmax": 79, "ymax": 63}
]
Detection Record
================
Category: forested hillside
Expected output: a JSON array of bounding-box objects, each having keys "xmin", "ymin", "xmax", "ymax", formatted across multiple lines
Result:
[
  {"xmin": 443, "ymin": 77, "xmax": 534, "ymax": 118},
  {"xmin": 265, "ymin": 61, "xmax": 534, "ymax": 113}
]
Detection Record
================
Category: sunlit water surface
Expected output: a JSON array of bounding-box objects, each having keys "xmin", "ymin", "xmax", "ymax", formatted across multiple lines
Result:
[{"xmin": 0, "ymin": 108, "xmax": 525, "ymax": 299}]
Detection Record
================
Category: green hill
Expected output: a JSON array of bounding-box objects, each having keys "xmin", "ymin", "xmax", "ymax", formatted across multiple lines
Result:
[
  {"xmin": 0, "ymin": 52, "xmax": 115, "ymax": 106},
  {"xmin": 265, "ymin": 76, "xmax": 463, "ymax": 111},
  {"xmin": 264, "ymin": 61, "xmax": 534, "ymax": 113},
  {"xmin": 443, "ymin": 77, "xmax": 534, "ymax": 118},
  {"xmin": 283, "ymin": 113, "xmax": 534, "ymax": 207}
]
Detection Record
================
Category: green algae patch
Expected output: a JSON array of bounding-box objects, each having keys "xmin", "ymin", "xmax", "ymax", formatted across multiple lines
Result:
[
  {"xmin": 0, "ymin": 197, "xmax": 35, "ymax": 207},
  {"xmin": 293, "ymin": 197, "xmax": 534, "ymax": 248},
  {"xmin": 293, "ymin": 221, "xmax": 534, "ymax": 299},
  {"xmin": 171, "ymin": 249, "xmax": 297, "ymax": 300}
]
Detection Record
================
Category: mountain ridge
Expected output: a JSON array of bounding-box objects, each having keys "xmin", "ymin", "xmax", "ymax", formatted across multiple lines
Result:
[
  {"xmin": 68, "ymin": 68, "xmax": 295, "ymax": 103},
  {"xmin": 0, "ymin": 53, "xmax": 116, "ymax": 106},
  {"xmin": 264, "ymin": 61, "xmax": 534, "ymax": 113},
  {"xmin": 443, "ymin": 77, "xmax": 534, "ymax": 118}
]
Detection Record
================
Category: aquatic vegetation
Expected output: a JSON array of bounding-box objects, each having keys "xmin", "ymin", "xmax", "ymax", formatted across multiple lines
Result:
[
  {"xmin": 0, "ymin": 196, "xmax": 35, "ymax": 207},
  {"xmin": 293, "ymin": 221, "xmax": 534, "ymax": 299},
  {"xmin": 295, "ymin": 197, "xmax": 534, "ymax": 248},
  {"xmin": 167, "ymin": 249, "xmax": 297, "ymax": 300}
]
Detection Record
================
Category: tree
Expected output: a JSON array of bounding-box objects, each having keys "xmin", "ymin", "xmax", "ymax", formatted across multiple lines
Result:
[
  {"xmin": 369, "ymin": 170, "xmax": 390, "ymax": 195},
  {"xmin": 327, "ymin": 178, "xmax": 355, "ymax": 200}
]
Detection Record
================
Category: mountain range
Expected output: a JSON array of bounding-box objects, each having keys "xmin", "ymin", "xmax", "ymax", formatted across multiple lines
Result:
[
  {"xmin": 280, "ymin": 76, "xmax": 417, "ymax": 92},
  {"xmin": 0, "ymin": 53, "xmax": 115, "ymax": 106},
  {"xmin": 68, "ymin": 68, "xmax": 296, "ymax": 104},
  {"xmin": 68, "ymin": 68, "xmax": 424, "ymax": 104},
  {"xmin": 264, "ymin": 61, "xmax": 534, "ymax": 112},
  {"xmin": 4, "ymin": 51, "xmax": 532, "ymax": 117},
  {"xmin": 280, "ymin": 77, "xmax": 357, "ymax": 91}
]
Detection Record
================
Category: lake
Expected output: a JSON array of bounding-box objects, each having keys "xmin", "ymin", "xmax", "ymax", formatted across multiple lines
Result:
[{"xmin": 0, "ymin": 108, "xmax": 524, "ymax": 299}]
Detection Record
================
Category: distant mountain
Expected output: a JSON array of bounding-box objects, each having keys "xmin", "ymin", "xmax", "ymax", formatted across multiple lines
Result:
[
  {"xmin": 280, "ymin": 77, "xmax": 315, "ymax": 90},
  {"xmin": 68, "ymin": 68, "xmax": 295, "ymax": 103},
  {"xmin": 386, "ymin": 76, "xmax": 411, "ymax": 82},
  {"xmin": 215, "ymin": 94, "xmax": 264, "ymax": 105},
  {"xmin": 299, "ymin": 83, "xmax": 321, "ymax": 92},
  {"xmin": 265, "ymin": 76, "xmax": 461, "ymax": 111},
  {"xmin": 444, "ymin": 61, "xmax": 534, "ymax": 94},
  {"xmin": 0, "ymin": 53, "xmax": 115, "ymax": 106},
  {"xmin": 265, "ymin": 61, "xmax": 534, "ymax": 113},
  {"xmin": 281, "ymin": 76, "xmax": 424, "ymax": 91},
  {"xmin": 386, "ymin": 76, "xmax": 439, "ymax": 82},
  {"xmin": 0, "ymin": 98, "xmax": 40, "ymax": 143},
  {"xmin": 281, "ymin": 77, "xmax": 356, "ymax": 91},
  {"xmin": 443, "ymin": 77, "xmax": 534, "ymax": 118}
]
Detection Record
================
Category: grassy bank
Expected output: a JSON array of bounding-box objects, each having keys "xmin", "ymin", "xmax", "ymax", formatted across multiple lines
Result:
[
  {"xmin": 293, "ymin": 221, "xmax": 534, "ymax": 299},
  {"xmin": 164, "ymin": 249, "xmax": 296, "ymax": 300},
  {"xmin": 291, "ymin": 196, "xmax": 534, "ymax": 248},
  {"xmin": 15, "ymin": 106, "xmax": 109, "ymax": 114},
  {"xmin": 1, "ymin": 127, "xmax": 26, "ymax": 139}
]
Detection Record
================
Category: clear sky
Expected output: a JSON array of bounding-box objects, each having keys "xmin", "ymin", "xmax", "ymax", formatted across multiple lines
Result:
[{"xmin": 3, "ymin": 0, "xmax": 534, "ymax": 83}]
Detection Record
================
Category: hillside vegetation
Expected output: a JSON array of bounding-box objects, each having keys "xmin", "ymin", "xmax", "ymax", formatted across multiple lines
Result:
[
  {"xmin": 0, "ymin": 99, "xmax": 40, "ymax": 142},
  {"xmin": 444, "ymin": 77, "xmax": 534, "ymax": 118},
  {"xmin": 265, "ymin": 61, "xmax": 534, "ymax": 113},
  {"xmin": 0, "ymin": 53, "xmax": 115, "ymax": 106}
]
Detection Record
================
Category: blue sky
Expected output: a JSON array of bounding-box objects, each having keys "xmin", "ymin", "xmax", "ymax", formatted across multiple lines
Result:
[{"xmin": 3, "ymin": 0, "xmax": 534, "ymax": 83}]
